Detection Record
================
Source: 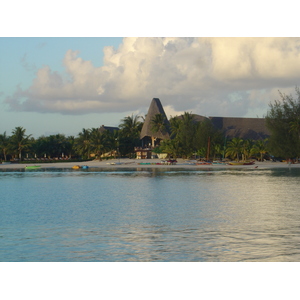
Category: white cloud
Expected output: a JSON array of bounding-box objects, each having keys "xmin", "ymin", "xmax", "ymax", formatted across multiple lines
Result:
[
  {"xmin": 5, "ymin": 37, "xmax": 300, "ymax": 117},
  {"xmin": 163, "ymin": 105, "xmax": 186, "ymax": 119}
]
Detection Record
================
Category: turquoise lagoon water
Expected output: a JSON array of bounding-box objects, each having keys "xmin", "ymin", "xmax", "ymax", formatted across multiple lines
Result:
[{"xmin": 1, "ymin": 167, "xmax": 300, "ymax": 262}]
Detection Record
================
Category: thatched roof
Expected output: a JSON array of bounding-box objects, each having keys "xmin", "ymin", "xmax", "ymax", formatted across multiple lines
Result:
[
  {"xmin": 140, "ymin": 98, "xmax": 171, "ymax": 140},
  {"xmin": 140, "ymin": 99, "xmax": 270, "ymax": 141},
  {"xmin": 209, "ymin": 117, "xmax": 270, "ymax": 140},
  {"xmin": 99, "ymin": 125, "xmax": 119, "ymax": 134}
]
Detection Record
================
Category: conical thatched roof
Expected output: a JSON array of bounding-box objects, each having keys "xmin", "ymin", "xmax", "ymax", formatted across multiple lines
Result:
[{"xmin": 140, "ymin": 98, "xmax": 171, "ymax": 140}]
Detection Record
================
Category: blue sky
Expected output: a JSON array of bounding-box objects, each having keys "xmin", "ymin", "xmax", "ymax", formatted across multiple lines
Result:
[
  {"xmin": 2, "ymin": 37, "xmax": 300, "ymax": 138},
  {"xmin": 1, "ymin": 2, "xmax": 300, "ymax": 138},
  {"xmin": 0, "ymin": 37, "xmax": 125, "ymax": 137}
]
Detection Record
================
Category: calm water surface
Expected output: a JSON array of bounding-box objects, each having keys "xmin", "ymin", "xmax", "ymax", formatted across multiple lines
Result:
[{"xmin": 1, "ymin": 167, "xmax": 300, "ymax": 262}]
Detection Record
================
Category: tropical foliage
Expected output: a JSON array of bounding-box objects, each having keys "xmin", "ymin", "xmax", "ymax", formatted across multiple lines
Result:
[
  {"xmin": 158, "ymin": 113, "xmax": 224, "ymax": 159},
  {"xmin": 226, "ymin": 138, "xmax": 244, "ymax": 161},
  {"xmin": 10, "ymin": 127, "xmax": 32, "ymax": 160},
  {"xmin": 251, "ymin": 139, "xmax": 269, "ymax": 162},
  {"xmin": 266, "ymin": 87, "xmax": 300, "ymax": 159},
  {"xmin": 118, "ymin": 114, "xmax": 143, "ymax": 157},
  {"xmin": 151, "ymin": 113, "xmax": 167, "ymax": 136},
  {"xmin": 76, "ymin": 128, "xmax": 92, "ymax": 160},
  {"xmin": 90, "ymin": 128, "xmax": 110, "ymax": 161},
  {"xmin": 0, "ymin": 132, "xmax": 10, "ymax": 161},
  {"xmin": 33, "ymin": 134, "xmax": 73, "ymax": 159},
  {"xmin": 3, "ymin": 89, "xmax": 300, "ymax": 163}
]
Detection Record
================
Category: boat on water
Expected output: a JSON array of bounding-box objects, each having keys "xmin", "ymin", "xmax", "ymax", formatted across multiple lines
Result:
[
  {"xmin": 25, "ymin": 165, "xmax": 41, "ymax": 170},
  {"xmin": 72, "ymin": 165, "xmax": 81, "ymax": 169},
  {"xmin": 138, "ymin": 162, "xmax": 162, "ymax": 165},
  {"xmin": 138, "ymin": 160, "xmax": 177, "ymax": 165},
  {"xmin": 196, "ymin": 162, "xmax": 212, "ymax": 165},
  {"xmin": 212, "ymin": 161, "xmax": 227, "ymax": 165},
  {"xmin": 228, "ymin": 161, "xmax": 255, "ymax": 165},
  {"xmin": 82, "ymin": 165, "xmax": 89, "ymax": 169}
]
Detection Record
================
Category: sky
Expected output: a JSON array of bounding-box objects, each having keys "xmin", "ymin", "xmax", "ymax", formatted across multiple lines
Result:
[{"xmin": 1, "ymin": 2, "xmax": 300, "ymax": 140}]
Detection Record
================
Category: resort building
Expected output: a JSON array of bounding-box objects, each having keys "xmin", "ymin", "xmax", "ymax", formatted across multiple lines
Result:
[
  {"xmin": 100, "ymin": 98, "xmax": 270, "ymax": 159},
  {"xmin": 99, "ymin": 125, "xmax": 119, "ymax": 134},
  {"xmin": 209, "ymin": 116, "xmax": 270, "ymax": 140},
  {"xmin": 134, "ymin": 147, "xmax": 152, "ymax": 159},
  {"xmin": 139, "ymin": 98, "xmax": 270, "ymax": 144}
]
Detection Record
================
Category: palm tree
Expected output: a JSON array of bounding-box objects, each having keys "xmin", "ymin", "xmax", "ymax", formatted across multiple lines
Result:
[
  {"xmin": 10, "ymin": 127, "xmax": 32, "ymax": 160},
  {"xmin": 0, "ymin": 131, "xmax": 10, "ymax": 161},
  {"xmin": 107, "ymin": 129, "xmax": 120, "ymax": 158},
  {"xmin": 76, "ymin": 128, "xmax": 91, "ymax": 159},
  {"xmin": 197, "ymin": 147, "xmax": 207, "ymax": 160},
  {"xmin": 90, "ymin": 128, "xmax": 109, "ymax": 161},
  {"xmin": 226, "ymin": 137, "xmax": 244, "ymax": 161},
  {"xmin": 242, "ymin": 139, "xmax": 254, "ymax": 161},
  {"xmin": 119, "ymin": 114, "xmax": 143, "ymax": 156},
  {"xmin": 151, "ymin": 114, "xmax": 167, "ymax": 134},
  {"xmin": 212, "ymin": 143, "xmax": 222, "ymax": 160},
  {"xmin": 169, "ymin": 116, "xmax": 182, "ymax": 139},
  {"xmin": 179, "ymin": 112, "xmax": 196, "ymax": 158},
  {"xmin": 66, "ymin": 136, "xmax": 75, "ymax": 159},
  {"xmin": 252, "ymin": 139, "xmax": 268, "ymax": 162},
  {"xmin": 119, "ymin": 114, "xmax": 142, "ymax": 139},
  {"xmin": 160, "ymin": 139, "xmax": 180, "ymax": 159},
  {"xmin": 150, "ymin": 113, "xmax": 167, "ymax": 147}
]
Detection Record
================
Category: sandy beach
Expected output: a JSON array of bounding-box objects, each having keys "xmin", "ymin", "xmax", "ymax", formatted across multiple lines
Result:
[{"xmin": 1, "ymin": 158, "xmax": 299, "ymax": 170}]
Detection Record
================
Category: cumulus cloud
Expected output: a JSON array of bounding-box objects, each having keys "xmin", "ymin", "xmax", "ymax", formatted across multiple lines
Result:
[{"xmin": 6, "ymin": 37, "xmax": 300, "ymax": 117}]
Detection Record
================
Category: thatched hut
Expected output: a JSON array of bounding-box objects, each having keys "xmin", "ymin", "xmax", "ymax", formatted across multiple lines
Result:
[
  {"xmin": 140, "ymin": 98, "xmax": 171, "ymax": 147},
  {"xmin": 139, "ymin": 98, "xmax": 270, "ymax": 153}
]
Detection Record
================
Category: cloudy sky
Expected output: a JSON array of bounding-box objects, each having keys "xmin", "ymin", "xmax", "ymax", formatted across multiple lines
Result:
[{"xmin": 1, "ymin": 3, "xmax": 300, "ymax": 137}]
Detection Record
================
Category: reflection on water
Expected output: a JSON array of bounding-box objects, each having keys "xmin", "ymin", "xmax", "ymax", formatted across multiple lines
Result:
[{"xmin": 1, "ymin": 168, "xmax": 300, "ymax": 261}]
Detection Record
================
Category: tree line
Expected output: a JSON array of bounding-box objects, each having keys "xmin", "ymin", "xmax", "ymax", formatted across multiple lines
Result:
[
  {"xmin": 265, "ymin": 87, "xmax": 300, "ymax": 160},
  {"xmin": 0, "ymin": 113, "xmax": 268, "ymax": 162},
  {"xmin": 151, "ymin": 112, "xmax": 269, "ymax": 161},
  {"xmin": 1, "ymin": 88, "xmax": 300, "ymax": 162},
  {"xmin": 0, "ymin": 115, "xmax": 143, "ymax": 162}
]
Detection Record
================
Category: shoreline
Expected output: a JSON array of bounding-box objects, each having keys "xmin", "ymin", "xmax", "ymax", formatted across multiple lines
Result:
[{"xmin": 0, "ymin": 159, "xmax": 299, "ymax": 170}]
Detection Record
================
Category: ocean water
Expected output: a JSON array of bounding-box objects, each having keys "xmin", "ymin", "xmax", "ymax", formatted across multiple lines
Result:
[{"xmin": 1, "ymin": 167, "xmax": 300, "ymax": 262}]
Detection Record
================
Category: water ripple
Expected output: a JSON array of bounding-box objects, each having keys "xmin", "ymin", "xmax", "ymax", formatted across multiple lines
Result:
[{"xmin": 1, "ymin": 168, "xmax": 300, "ymax": 261}]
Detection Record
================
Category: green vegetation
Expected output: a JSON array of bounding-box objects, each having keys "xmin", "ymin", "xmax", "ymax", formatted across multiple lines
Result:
[
  {"xmin": 10, "ymin": 127, "xmax": 32, "ymax": 160},
  {"xmin": 0, "ymin": 132, "xmax": 9, "ymax": 161},
  {"xmin": 0, "ymin": 115, "xmax": 144, "ymax": 162},
  {"xmin": 118, "ymin": 114, "xmax": 143, "ymax": 158},
  {"xmin": 0, "ymin": 122, "xmax": 272, "ymax": 163},
  {"xmin": 226, "ymin": 137, "xmax": 244, "ymax": 161},
  {"xmin": 266, "ymin": 87, "xmax": 300, "ymax": 159},
  {"xmin": 157, "ymin": 113, "xmax": 224, "ymax": 159},
  {"xmin": 2, "ymin": 88, "xmax": 300, "ymax": 163}
]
